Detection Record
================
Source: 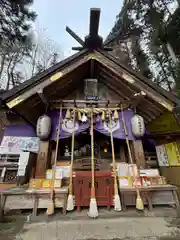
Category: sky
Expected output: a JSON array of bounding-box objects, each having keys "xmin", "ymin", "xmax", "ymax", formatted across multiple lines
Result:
[{"xmin": 32, "ymin": 0, "xmax": 123, "ymax": 58}]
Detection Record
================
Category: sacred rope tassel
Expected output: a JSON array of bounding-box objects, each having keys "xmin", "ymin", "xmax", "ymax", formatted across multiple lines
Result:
[
  {"xmin": 65, "ymin": 109, "xmax": 71, "ymax": 120},
  {"xmin": 101, "ymin": 111, "xmax": 105, "ymax": 121},
  {"xmin": 78, "ymin": 111, "xmax": 82, "ymax": 121},
  {"xmin": 46, "ymin": 104, "xmax": 62, "ymax": 216},
  {"xmin": 114, "ymin": 109, "xmax": 119, "ymax": 121},
  {"xmin": 105, "ymin": 110, "xmax": 110, "ymax": 122},
  {"xmin": 67, "ymin": 109, "xmax": 76, "ymax": 211},
  {"xmin": 109, "ymin": 111, "xmax": 122, "ymax": 211},
  {"xmin": 121, "ymin": 105, "xmax": 144, "ymax": 211},
  {"xmin": 87, "ymin": 110, "xmax": 98, "ymax": 218}
]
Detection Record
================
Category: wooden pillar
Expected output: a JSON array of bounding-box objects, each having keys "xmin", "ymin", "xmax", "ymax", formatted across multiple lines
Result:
[
  {"xmin": 120, "ymin": 144, "xmax": 126, "ymax": 162},
  {"xmin": 35, "ymin": 141, "xmax": 50, "ymax": 178},
  {"xmin": 131, "ymin": 140, "xmax": 146, "ymax": 168}
]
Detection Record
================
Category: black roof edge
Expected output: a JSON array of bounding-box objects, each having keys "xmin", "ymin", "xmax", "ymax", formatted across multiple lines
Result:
[{"xmin": 2, "ymin": 49, "xmax": 88, "ymax": 101}]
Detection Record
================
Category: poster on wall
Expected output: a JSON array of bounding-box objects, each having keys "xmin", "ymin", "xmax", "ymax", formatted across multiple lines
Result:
[
  {"xmin": 0, "ymin": 136, "xmax": 40, "ymax": 153},
  {"xmin": 165, "ymin": 142, "xmax": 180, "ymax": 166},
  {"xmin": 155, "ymin": 145, "xmax": 169, "ymax": 166}
]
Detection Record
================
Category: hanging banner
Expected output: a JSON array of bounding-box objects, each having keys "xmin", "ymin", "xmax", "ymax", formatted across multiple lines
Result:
[
  {"xmin": 94, "ymin": 110, "xmax": 135, "ymax": 140},
  {"xmin": 165, "ymin": 142, "xmax": 180, "ymax": 166},
  {"xmin": 46, "ymin": 109, "xmax": 135, "ymax": 140},
  {"xmin": 49, "ymin": 110, "xmax": 90, "ymax": 140},
  {"xmin": 2, "ymin": 109, "xmax": 136, "ymax": 141},
  {"xmin": 155, "ymin": 145, "xmax": 169, "ymax": 167}
]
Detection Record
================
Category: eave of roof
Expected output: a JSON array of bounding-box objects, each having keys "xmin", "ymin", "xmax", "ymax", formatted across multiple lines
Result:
[
  {"xmin": 1, "ymin": 49, "xmax": 88, "ymax": 101},
  {"xmin": 98, "ymin": 50, "xmax": 177, "ymax": 105}
]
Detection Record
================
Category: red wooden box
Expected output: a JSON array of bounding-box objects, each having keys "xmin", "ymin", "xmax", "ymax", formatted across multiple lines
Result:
[{"xmin": 73, "ymin": 171, "xmax": 114, "ymax": 211}]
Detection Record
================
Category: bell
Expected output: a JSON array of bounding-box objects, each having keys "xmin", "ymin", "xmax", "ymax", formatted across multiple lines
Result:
[
  {"xmin": 114, "ymin": 110, "xmax": 119, "ymax": 121},
  {"xmin": 101, "ymin": 111, "xmax": 105, "ymax": 121},
  {"xmin": 65, "ymin": 109, "xmax": 71, "ymax": 120},
  {"xmin": 78, "ymin": 111, "xmax": 82, "ymax": 121},
  {"xmin": 81, "ymin": 113, "xmax": 88, "ymax": 123}
]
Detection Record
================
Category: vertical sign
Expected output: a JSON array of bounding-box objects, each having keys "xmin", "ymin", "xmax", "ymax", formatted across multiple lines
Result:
[
  {"xmin": 165, "ymin": 142, "xmax": 180, "ymax": 166},
  {"xmin": 155, "ymin": 145, "xmax": 169, "ymax": 166}
]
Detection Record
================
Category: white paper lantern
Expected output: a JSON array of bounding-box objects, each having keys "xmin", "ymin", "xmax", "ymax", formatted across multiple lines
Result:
[
  {"xmin": 36, "ymin": 115, "xmax": 51, "ymax": 140},
  {"xmin": 131, "ymin": 114, "xmax": 145, "ymax": 137}
]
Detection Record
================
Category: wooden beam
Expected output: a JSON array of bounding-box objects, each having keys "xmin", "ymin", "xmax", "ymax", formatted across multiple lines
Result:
[
  {"xmin": 100, "ymin": 76, "xmax": 130, "ymax": 100},
  {"xmin": 100, "ymin": 73, "xmax": 133, "ymax": 99},
  {"xmin": 100, "ymin": 68, "xmax": 138, "ymax": 96},
  {"xmin": 136, "ymin": 108, "xmax": 152, "ymax": 122},
  {"xmin": 66, "ymin": 26, "xmax": 84, "ymax": 46},
  {"xmin": 120, "ymin": 144, "xmax": 126, "ymax": 162},
  {"xmin": 51, "ymin": 99, "xmax": 131, "ymax": 104},
  {"xmin": 142, "ymin": 131, "xmax": 180, "ymax": 139},
  {"xmin": 100, "ymin": 67, "xmax": 164, "ymax": 116},
  {"xmin": 131, "ymin": 94, "xmax": 145, "ymax": 108},
  {"xmin": 37, "ymin": 89, "xmax": 50, "ymax": 110},
  {"xmin": 90, "ymin": 60, "xmax": 95, "ymax": 78},
  {"xmin": 131, "ymin": 140, "xmax": 146, "ymax": 168},
  {"xmin": 100, "ymin": 72, "xmax": 161, "ymax": 119},
  {"xmin": 44, "ymin": 63, "xmax": 88, "ymax": 98},
  {"xmin": 35, "ymin": 141, "xmax": 50, "ymax": 178},
  {"xmin": 44, "ymin": 79, "xmax": 74, "ymax": 98},
  {"xmin": 89, "ymin": 8, "xmax": 100, "ymax": 36},
  {"xmin": 173, "ymin": 106, "xmax": 180, "ymax": 125},
  {"xmin": 6, "ymin": 106, "xmax": 36, "ymax": 127}
]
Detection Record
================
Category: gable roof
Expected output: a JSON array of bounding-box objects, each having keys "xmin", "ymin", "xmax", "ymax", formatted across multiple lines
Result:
[
  {"xmin": 2, "ymin": 49, "xmax": 176, "ymax": 104},
  {"xmin": 1, "ymin": 49, "xmax": 178, "ymax": 126}
]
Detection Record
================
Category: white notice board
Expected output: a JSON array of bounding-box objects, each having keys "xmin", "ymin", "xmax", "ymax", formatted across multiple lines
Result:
[{"xmin": 155, "ymin": 145, "xmax": 169, "ymax": 166}]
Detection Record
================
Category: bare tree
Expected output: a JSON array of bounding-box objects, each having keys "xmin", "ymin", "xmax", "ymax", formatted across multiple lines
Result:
[
  {"xmin": 29, "ymin": 28, "xmax": 64, "ymax": 77},
  {"xmin": 0, "ymin": 28, "xmax": 64, "ymax": 90}
]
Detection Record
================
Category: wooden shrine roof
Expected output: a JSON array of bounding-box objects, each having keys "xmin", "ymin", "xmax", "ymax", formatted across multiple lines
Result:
[{"xmin": 0, "ymin": 49, "xmax": 178, "ymax": 126}]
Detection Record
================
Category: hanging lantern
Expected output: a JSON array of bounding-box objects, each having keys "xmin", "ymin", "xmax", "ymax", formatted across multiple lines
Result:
[
  {"xmin": 36, "ymin": 115, "xmax": 52, "ymax": 140},
  {"xmin": 65, "ymin": 109, "xmax": 71, "ymax": 120},
  {"xmin": 131, "ymin": 114, "xmax": 145, "ymax": 137},
  {"xmin": 114, "ymin": 110, "xmax": 119, "ymax": 121}
]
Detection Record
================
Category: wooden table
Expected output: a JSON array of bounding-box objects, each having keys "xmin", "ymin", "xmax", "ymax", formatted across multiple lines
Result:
[
  {"xmin": 120, "ymin": 185, "xmax": 179, "ymax": 211},
  {"xmin": 0, "ymin": 187, "xmax": 68, "ymax": 222}
]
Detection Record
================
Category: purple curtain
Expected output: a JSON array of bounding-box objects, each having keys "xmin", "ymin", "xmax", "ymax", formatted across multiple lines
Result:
[
  {"xmin": 49, "ymin": 109, "xmax": 135, "ymax": 140},
  {"xmin": 49, "ymin": 110, "xmax": 90, "ymax": 140},
  {"xmin": 3, "ymin": 109, "xmax": 137, "ymax": 141},
  {"xmin": 94, "ymin": 109, "xmax": 135, "ymax": 140},
  {"xmin": 3, "ymin": 124, "xmax": 36, "ymax": 137}
]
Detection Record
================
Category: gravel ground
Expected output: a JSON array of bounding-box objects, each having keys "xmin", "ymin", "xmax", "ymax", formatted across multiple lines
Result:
[
  {"xmin": 0, "ymin": 216, "xmax": 180, "ymax": 240},
  {"xmin": 0, "ymin": 207, "xmax": 180, "ymax": 240}
]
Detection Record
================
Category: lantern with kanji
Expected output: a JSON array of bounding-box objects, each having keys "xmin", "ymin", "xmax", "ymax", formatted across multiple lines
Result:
[{"xmin": 131, "ymin": 114, "xmax": 145, "ymax": 137}]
